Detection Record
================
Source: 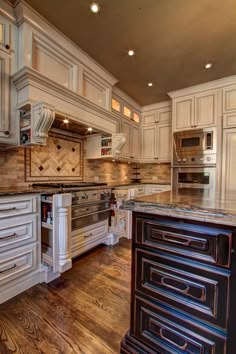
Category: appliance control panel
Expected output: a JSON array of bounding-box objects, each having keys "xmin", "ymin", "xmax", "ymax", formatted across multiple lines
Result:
[
  {"xmin": 72, "ymin": 188, "xmax": 111, "ymax": 204},
  {"xmin": 174, "ymin": 154, "xmax": 216, "ymax": 166}
]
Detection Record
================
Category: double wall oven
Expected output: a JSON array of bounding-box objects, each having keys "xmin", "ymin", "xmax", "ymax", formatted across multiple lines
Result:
[{"xmin": 172, "ymin": 128, "xmax": 216, "ymax": 192}]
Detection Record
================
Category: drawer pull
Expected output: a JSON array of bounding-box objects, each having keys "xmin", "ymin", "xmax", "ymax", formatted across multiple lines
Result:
[
  {"xmin": 0, "ymin": 207, "xmax": 17, "ymax": 212},
  {"xmin": 161, "ymin": 276, "xmax": 190, "ymax": 294},
  {"xmin": 0, "ymin": 264, "xmax": 16, "ymax": 273},
  {"xmin": 162, "ymin": 233, "xmax": 190, "ymax": 246},
  {"xmin": 84, "ymin": 233, "xmax": 93, "ymax": 238},
  {"xmin": 160, "ymin": 327, "xmax": 188, "ymax": 350},
  {"xmin": 1, "ymin": 232, "xmax": 17, "ymax": 240}
]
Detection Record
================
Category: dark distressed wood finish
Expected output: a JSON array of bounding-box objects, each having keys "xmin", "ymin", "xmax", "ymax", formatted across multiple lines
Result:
[
  {"xmin": 121, "ymin": 211, "xmax": 236, "ymax": 354},
  {"xmin": 0, "ymin": 238, "xmax": 131, "ymax": 354}
]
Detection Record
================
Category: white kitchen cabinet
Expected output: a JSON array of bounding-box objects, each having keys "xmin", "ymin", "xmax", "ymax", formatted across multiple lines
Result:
[
  {"xmin": 222, "ymin": 84, "xmax": 236, "ymax": 113},
  {"xmin": 0, "ymin": 15, "xmax": 18, "ymax": 145},
  {"xmin": 121, "ymin": 119, "xmax": 140, "ymax": 160},
  {"xmin": 71, "ymin": 220, "xmax": 108, "ymax": 258},
  {"xmin": 0, "ymin": 194, "xmax": 41, "ymax": 304},
  {"xmin": 142, "ymin": 102, "xmax": 171, "ymax": 126},
  {"xmin": 172, "ymin": 90, "xmax": 218, "ymax": 131},
  {"xmin": 142, "ymin": 122, "xmax": 171, "ymax": 163},
  {"xmin": 221, "ymin": 128, "xmax": 236, "ymax": 198},
  {"xmin": 0, "ymin": 50, "xmax": 10, "ymax": 140},
  {"xmin": 86, "ymin": 133, "xmax": 126, "ymax": 159}
]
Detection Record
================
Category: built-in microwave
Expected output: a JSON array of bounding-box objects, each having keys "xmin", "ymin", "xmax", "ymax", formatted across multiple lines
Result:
[
  {"xmin": 174, "ymin": 128, "xmax": 216, "ymax": 154},
  {"xmin": 173, "ymin": 128, "xmax": 216, "ymax": 166}
]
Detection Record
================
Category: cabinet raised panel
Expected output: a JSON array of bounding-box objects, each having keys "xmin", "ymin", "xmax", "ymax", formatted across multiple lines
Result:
[
  {"xmin": 142, "ymin": 127, "xmax": 156, "ymax": 159},
  {"xmin": 131, "ymin": 125, "xmax": 140, "ymax": 159},
  {"xmin": 158, "ymin": 108, "xmax": 171, "ymax": 123},
  {"xmin": 222, "ymin": 84, "xmax": 236, "ymax": 113},
  {"xmin": 121, "ymin": 120, "xmax": 132, "ymax": 157},
  {"xmin": 174, "ymin": 97, "xmax": 194, "ymax": 130},
  {"xmin": 142, "ymin": 112, "xmax": 157, "ymax": 126},
  {"xmin": 195, "ymin": 90, "xmax": 217, "ymax": 127},
  {"xmin": 0, "ymin": 52, "xmax": 10, "ymax": 138},
  {"xmin": 157, "ymin": 123, "xmax": 171, "ymax": 161},
  {"xmin": 222, "ymin": 128, "xmax": 236, "ymax": 198},
  {"xmin": 0, "ymin": 16, "xmax": 11, "ymax": 53}
]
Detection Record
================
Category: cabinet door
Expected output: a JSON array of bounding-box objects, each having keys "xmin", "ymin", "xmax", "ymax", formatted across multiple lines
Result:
[
  {"xmin": 158, "ymin": 107, "xmax": 172, "ymax": 123},
  {"xmin": 142, "ymin": 126, "xmax": 156, "ymax": 160},
  {"xmin": 173, "ymin": 96, "xmax": 194, "ymax": 131},
  {"xmin": 0, "ymin": 16, "xmax": 11, "ymax": 54},
  {"xmin": 222, "ymin": 128, "xmax": 236, "ymax": 198},
  {"xmin": 131, "ymin": 124, "xmax": 140, "ymax": 159},
  {"xmin": 121, "ymin": 120, "xmax": 132, "ymax": 158},
  {"xmin": 195, "ymin": 90, "xmax": 218, "ymax": 128},
  {"xmin": 222, "ymin": 84, "xmax": 236, "ymax": 113},
  {"xmin": 156, "ymin": 123, "xmax": 171, "ymax": 162},
  {"xmin": 0, "ymin": 51, "xmax": 10, "ymax": 138},
  {"xmin": 142, "ymin": 112, "xmax": 157, "ymax": 126}
]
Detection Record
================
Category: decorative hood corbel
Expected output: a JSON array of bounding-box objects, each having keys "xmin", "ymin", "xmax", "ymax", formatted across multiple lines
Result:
[{"xmin": 20, "ymin": 101, "xmax": 55, "ymax": 146}]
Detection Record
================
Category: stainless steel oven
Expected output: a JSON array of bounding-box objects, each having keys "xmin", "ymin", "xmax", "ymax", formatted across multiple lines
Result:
[
  {"xmin": 172, "ymin": 167, "xmax": 216, "ymax": 192},
  {"xmin": 71, "ymin": 189, "xmax": 111, "ymax": 231}
]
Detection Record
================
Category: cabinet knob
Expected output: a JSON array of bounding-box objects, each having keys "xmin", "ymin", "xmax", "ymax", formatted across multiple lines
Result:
[
  {"xmin": 4, "ymin": 131, "xmax": 9, "ymax": 135},
  {"xmin": 5, "ymin": 44, "xmax": 10, "ymax": 50},
  {"xmin": 154, "ymin": 157, "xmax": 159, "ymax": 160}
]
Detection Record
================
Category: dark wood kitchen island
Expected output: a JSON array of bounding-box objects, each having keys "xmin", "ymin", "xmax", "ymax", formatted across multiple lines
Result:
[{"xmin": 121, "ymin": 189, "xmax": 236, "ymax": 354}]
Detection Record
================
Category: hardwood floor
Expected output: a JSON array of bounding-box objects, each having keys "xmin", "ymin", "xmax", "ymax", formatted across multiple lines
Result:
[{"xmin": 0, "ymin": 238, "xmax": 131, "ymax": 354}]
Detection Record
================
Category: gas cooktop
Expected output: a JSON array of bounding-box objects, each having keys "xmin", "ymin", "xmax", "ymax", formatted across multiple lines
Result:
[{"xmin": 32, "ymin": 182, "xmax": 108, "ymax": 188}]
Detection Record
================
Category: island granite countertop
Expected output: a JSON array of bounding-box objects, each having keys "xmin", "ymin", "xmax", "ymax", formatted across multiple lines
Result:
[{"xmin": 123, "ymin": 188, "xmax": 236, "ymax": 226}]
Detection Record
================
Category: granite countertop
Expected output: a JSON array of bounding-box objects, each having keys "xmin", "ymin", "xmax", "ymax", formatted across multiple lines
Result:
[
  {"xmin": 123, "ymin": 189, "xmax": 236, "ymax": 226},
  {"xmin": 110, "ymin": 182, "xmax": 171, "ymax": 188},
  {"xmin": 0, "ymin": 185, "xmax": 111, "ymax": 196}
]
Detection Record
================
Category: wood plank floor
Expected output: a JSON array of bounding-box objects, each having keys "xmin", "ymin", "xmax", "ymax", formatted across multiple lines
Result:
[{"xmin": 0, "ymin": 238, "xmax": 131, "ymax": 354}]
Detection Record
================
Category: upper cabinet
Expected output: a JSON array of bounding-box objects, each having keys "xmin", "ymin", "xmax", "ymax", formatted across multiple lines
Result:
[
  {"xmin": 171, "ymin": 89, "xmax": 218, "ymax": 132},
  {"xmin": 222, "ymin": 84, "xmax": 236, "ymax": 114},
  {"xmin": 0, "ymin": 13, "xmax": 18, "ymax": 146},
  {"xmin": 141, "ymin": 101, "xmax": 172, "ymax": 163},
  {"xmin": 121, "ymin": 119, "xmax": 140, "ymax": 161}
]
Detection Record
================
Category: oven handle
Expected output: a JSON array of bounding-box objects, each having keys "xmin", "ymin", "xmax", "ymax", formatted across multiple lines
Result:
[
  {"xmin": 71, "ymin": 208, "xmax": 111, "ymax": 220},
  {"xmin": 72, "ymin": 200, "xmax": 109, "ymax": 208}
]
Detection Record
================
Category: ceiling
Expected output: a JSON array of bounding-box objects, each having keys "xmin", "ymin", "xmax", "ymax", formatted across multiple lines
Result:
[{"xmin": 20, "ymin": 0, "xmax": 236, "ymax": 106}]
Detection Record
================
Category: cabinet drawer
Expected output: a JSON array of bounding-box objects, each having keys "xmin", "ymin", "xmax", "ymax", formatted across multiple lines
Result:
[
  {"xmin": 135, "ymin": 216, "xmax": 232, "ymax": 267},
  {"xmin": 71, "ymin": 221, "xmax": 108, "ymax": 257},
  {"xmin": 0, "ymin": 196, "xmax": 37, "ymax": 218},
  {"xmin": 0, "ymin": 243, "xmax": 38, "ymax": 286},
  {"xmin": 0, "ymin": 214, "xmax": 37, "ymax": 252},
  {"xmin": 135, "ymin": 248, "xmax": 230, "ymax": 329},
  {"xmin": 133, "ymin": 296, "xmax": 226, "ymax": 354}
]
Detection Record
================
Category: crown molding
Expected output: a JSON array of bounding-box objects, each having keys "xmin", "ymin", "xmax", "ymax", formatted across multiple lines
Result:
[
  {"xmin": 142, "ymin": 100, "xmax": 171, "ymax": 113},
  {"xmin": 168, "ymin": 75, "xmax": 236, "ymax": 99},
  {"xmin": 0, "ymin": 0, "xmax": 17, "ymax": 23}
]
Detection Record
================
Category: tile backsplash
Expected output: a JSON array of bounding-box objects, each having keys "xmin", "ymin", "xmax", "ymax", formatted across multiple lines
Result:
[{"xmin": 0, "ymin": 136, "xmax": 171, "ymax": 188}]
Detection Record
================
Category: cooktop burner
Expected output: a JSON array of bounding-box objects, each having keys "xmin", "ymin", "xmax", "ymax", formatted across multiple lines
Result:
[{"xmin": 32, "ymin": 182, "xmax": 107, "ymax": 188}]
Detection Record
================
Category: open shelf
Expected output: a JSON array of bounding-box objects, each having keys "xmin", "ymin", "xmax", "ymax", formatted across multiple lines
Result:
[{"xmin": 42, "ymin": 222, "xmax": 53, "ymax": 230}]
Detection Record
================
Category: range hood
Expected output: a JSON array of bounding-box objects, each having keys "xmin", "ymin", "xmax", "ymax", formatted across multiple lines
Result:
[{"xmin": 51, "ymin": 116, "xmax": 106, "ymax": 137}]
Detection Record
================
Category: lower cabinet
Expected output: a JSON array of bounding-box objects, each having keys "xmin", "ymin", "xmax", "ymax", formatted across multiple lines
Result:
[
  {"xmin": 121, "ymin": 212, "xmax": 236, "ymax": 354},
  {"xmin": 0, "ymin": 194, "xmax": 41, "ymax": 304},
  {"xmin": 71, "ymin": 220, "xmax": 108, "ymax": 258}
]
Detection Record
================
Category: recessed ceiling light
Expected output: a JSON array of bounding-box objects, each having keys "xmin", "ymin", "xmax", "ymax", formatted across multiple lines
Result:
[
  {"xmin": 205, "ymin": 63, "xmax": 213, "ymax": 69},
  {"xmin": 88, "ymin": 126, "xmax": 93, "ymax": 132},
  {"xmin": 148, "ymin": 82, "xmax": 153, "ymax": 87},
  {"xmin": 63, "ymin": 118, "xmax": 69, "ymax": 124},
  {"xmin": 128, "ymin": 50, "xmax": 135, "ymax": 56},
  {"xmin": 90, "ymin": 2, "xmax": 100, "ymax": 13}
]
